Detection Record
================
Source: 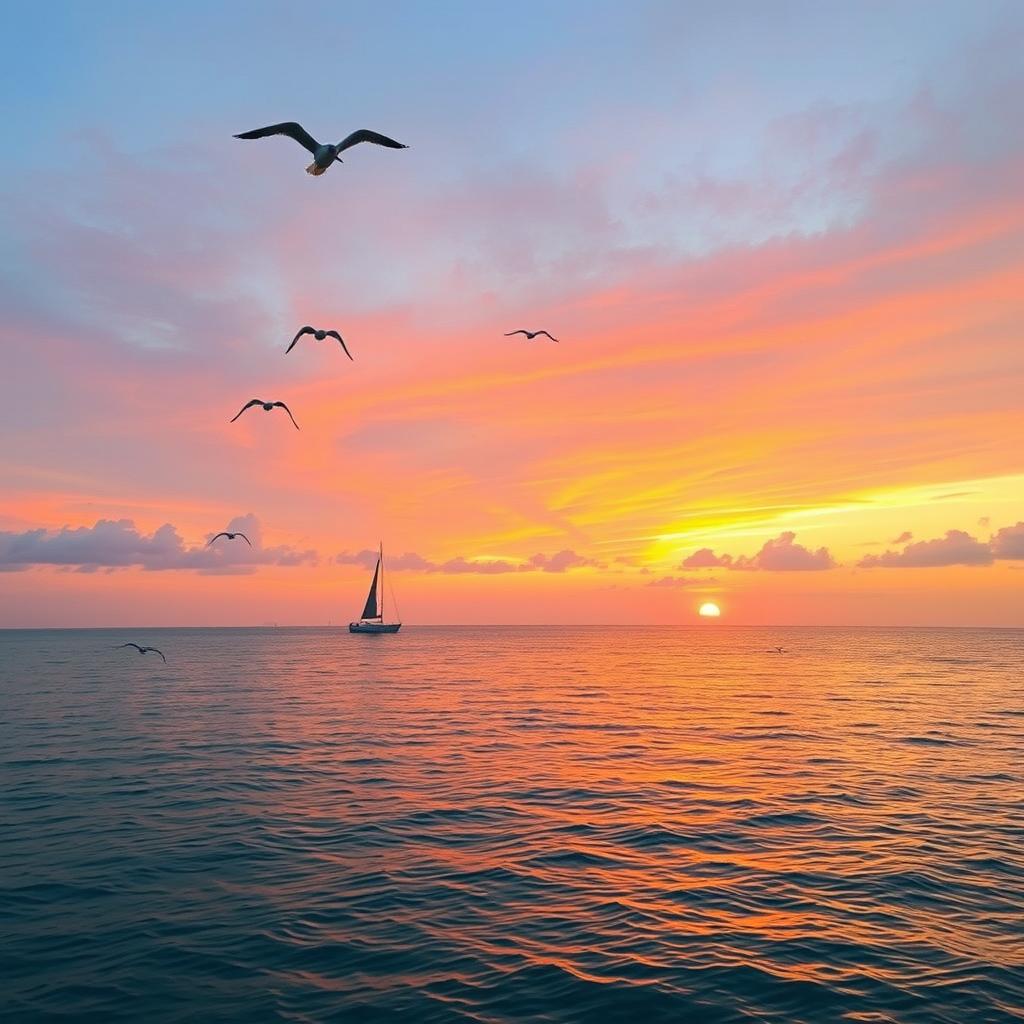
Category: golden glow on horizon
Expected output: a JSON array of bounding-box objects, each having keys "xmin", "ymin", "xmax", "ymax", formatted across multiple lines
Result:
[{"xmin": 699, "ymin": 602, "xmax": 722, "ymax": 618}]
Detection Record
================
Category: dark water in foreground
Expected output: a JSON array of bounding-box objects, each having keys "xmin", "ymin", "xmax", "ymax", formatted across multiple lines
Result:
[{"xmin": 2, "ymin": 626, "xmax": 1022, "ymax": 1023}]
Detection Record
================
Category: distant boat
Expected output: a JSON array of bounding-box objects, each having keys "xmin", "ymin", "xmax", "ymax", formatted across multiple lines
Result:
[{"xmin": 349, "ymin": 544, "xmax": 402, "ymax": 634}]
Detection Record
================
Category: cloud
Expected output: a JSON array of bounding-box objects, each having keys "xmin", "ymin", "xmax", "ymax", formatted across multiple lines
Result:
[
  {"xmin": 647, "ymin": 575, "xmax": 712, "ymax": 588},
  {"xmin": 737, "ymin": 532, "xmax": 836, "ymax": 571},
  {"xmin": 858, "ymin": 529, "xmax": 993, "ymax": 568},
  {"xmin": 528, "ymin": 549, "xmax": 600, "ymax": 573},
  {"xmin": 336, "ymin": 549, "xmax": 433, "ymax": 571},
  {"xmin": 0, "ymin": 515, "xmax": 317, "ymax": 574},
  {"xmin": 681, "ymin": 547, "xmax": 729, "ymax": 568},
  {"xmin": 681, "ymin": 532, "xmax": 835, "ymax": 572},
  {"xmin": 892, "ymin": 531, "xmax": 913, "ymax": 544},
  {"xmin": 336, "ymin": 547, "xmax": 599, "ymax": 574},
  {"xmin": 991, "ymin": 522, "xmax": 1024, "ymax": 559}
]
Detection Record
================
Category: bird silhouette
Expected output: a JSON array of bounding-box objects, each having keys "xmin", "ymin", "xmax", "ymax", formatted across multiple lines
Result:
[
  {"xmin": 287, "ymin": 326, "xmax": 353, "ymax": 359},
  {"xmin": 230, "ymin": 400, "xmax": 300, "ymax": 430},
  {"xmin": 505, "ymin": 329, "xmax": 559, "ymax": 342},
  {"xmin": 207, "ymin": 531, "xmax": 252, "ymax": 547},
  {"xmin": 234, "ymin": 123, "xmax": 408, "ymax": 176},
  {"xmin": 116, "ymin": 642, "xmax": 167, "ymax": 663}
]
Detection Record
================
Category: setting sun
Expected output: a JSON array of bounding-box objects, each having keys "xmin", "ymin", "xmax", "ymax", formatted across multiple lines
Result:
[{"xmin": 698, "ymin": 602, "xmax": 722, "ymax": 618}]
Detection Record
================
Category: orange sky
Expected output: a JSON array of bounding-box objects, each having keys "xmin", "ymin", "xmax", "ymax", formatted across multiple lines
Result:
[{"xmin": 1, "ymin": 4, "xmax": 1022, "ymax": 626}]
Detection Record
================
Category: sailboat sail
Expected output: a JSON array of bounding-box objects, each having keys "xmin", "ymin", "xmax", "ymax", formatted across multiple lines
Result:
[
  {"xmin": 361, "ymin": 559, "xmax": 380, "ymax": 619},
  {"xmin": 349, "ymin": 545, "xmax": 401, "ymax": 633}
]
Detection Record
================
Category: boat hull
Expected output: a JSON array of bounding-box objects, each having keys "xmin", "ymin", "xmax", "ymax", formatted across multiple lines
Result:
[{"xmin": 348, "ymin": 621, "xmax": 401, "ymax": 634}]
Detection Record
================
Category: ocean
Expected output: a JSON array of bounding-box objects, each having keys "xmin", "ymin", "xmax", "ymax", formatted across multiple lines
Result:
[{"xmin": 2, "ymin": 626, "xmax": 1022, "ymax": 1023}]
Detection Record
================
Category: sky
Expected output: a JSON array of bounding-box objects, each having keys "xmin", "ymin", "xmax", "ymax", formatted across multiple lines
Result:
[{"xmin": 1, "ymin": 0, "xmax": 1022, "ymax": 626}]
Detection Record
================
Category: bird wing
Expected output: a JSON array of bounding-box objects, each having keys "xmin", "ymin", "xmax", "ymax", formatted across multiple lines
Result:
[
  {"xmin": 147, "ymin": 647, "xmax": 167, "ymax": 663},
  {"xmin": 504, "ymin": 331, "xmax": 529, "ymax": 337},
  {"xmin": 237, "ymin": 532, "xmax": 253, "ymax": 547},
  {"xmin": 273, "ymin": 402, "xmax": 300, "ymax": 430},
  {"xmin": 207, "ymin": 532, "xmax": 229, "ymax": 546},
  {"xmin": 336, "ymin": 129, "xmax": 408, "ymax": 154},
  {"xmin": 325, "ymin": 330, "xmax": 353, "ymax": 360},
  {"xmin": 287, "ymin": 326, "xmax": 315, "ymax": 354},
  {"xmin": 538, "ymin": 331, "xmax": 559, "ymax": 342},
  {"xmin": 234, "ymin": 122, "xmax": 320, "ymax": 154},
  {"xmin": 117, "ymin": 642, "xmax": 144, "ymax": 652},
  {"xmin": 230, "ymin": 399, "xmax": 263, "ymax": 423}
]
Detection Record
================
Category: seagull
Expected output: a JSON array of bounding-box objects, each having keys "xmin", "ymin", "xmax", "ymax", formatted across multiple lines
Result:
[
  {"xmin": 207, "ymin": 531, "xmax": 252, "ymax": 547},
  {"xmin": 773, "ymin": 647, "xmax": 787, "ymax": 654},
  {"xmin": 287, "ymin": 326, "xmax": 353, "ymax": 360},
  {"xmin": 505, "ymin": 330, "xmax": 559, "ymax": 343},
  {"xmin": 230, "ymin": 400, "xmax": 300, "ymax": 430},
  {"xmin": 116, "ymin": 642, "xmax": 167, "ymax": 664},
  {"xmin": 233, "ymin": 123, "xmax": 408, "ymax": 176}
]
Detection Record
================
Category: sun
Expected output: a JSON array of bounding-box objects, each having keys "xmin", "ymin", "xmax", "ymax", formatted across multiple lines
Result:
[{"xmin": 698, "ymin": 602, "xmax": 721, "ymax": 618}]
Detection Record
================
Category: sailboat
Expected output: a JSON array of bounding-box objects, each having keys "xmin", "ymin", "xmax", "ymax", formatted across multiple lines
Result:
[{"xmin": 349, "ymin": 544, "xmax": 402, "ymax": 633}]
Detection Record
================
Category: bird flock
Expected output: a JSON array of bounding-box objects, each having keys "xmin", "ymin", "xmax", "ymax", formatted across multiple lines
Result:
[{"xmin": 118, "ymin": 118, "xmax": 559, "ymax": 666}]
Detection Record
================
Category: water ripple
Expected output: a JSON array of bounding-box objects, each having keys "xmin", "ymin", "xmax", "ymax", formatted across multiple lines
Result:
[{"xmin": 1, "ymin": 625, "xmax": 1022, "ymax": 1023}]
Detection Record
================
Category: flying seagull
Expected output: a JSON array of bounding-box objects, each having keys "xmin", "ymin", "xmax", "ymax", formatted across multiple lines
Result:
[
  {"xmin": 116, "ymin": 642, "xmax": 167, "ymax": 664},
  {"xmin": 233, "ymin": 123, "xmax": 408, "ymax": 176},
  {"xmin": 287, "ymin": 326, "xmax": 353, "ymax": 359},
  {"xmin": 230, "ymin": 400, "xmax": 300, "ymax": 430},
  {"xmin": 207, "ymin": 531, "xmax": 252, "ymax": 547},
  {"xmin": 505, "ymin": 330, "xmax": 559, "ymax": 343}
]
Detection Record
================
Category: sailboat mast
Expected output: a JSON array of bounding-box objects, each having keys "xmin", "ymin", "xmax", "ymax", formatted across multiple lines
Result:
[{"xmin": 379, "ymin": 542, "xmax": 384, "ymax": 620}]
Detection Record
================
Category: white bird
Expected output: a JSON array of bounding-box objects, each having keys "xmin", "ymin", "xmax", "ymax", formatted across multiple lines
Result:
[
  {"xmin": 207, "ymin": 531, "xmax": 252, "ymax": 547},
  {"xmin": 234, "ymin": 123, "xmax": 408, "ymax": 176},
  {"xmin": 505, "ymin": 329, "xmax": 559, "ymax": 343},
  {"xmin": 230, "ymin": 400, "xmax": 300, "ymax": 430},
  {"xmin": 287, "ymin": 326, "xmax": 353, "ymax": 359},
  {"xmin": 116, "ymin": 642, "xmax": 167, "ymax": 664}
]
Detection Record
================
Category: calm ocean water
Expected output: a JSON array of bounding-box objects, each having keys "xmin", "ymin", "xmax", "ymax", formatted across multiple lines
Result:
[{"xmin": 2, "ymin": 626, "xmax": 1022, "ymax": 1023}]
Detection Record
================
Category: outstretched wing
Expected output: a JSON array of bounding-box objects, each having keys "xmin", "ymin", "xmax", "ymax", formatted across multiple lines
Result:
[
  {"xmin": 537, "ymin": 331, "xmax": 559, "ymax": 343},
  {"xmin": 236, "ymin": 532, "xmax": 253, "ymax": 547},
  {"xmin": 273, "ymin": 402, "xmax": 300, "ymax": 430},
  {"xmin": 504, "ymin": 331, "xmax": 530, "ymax": 337},
  {"xmin": 336, "ymin": 129, "xmax": 408, "ymax": 154},
  {"xmin": 207, "ymin": 532, "xmax": 229, "ymax": 546},
  {"xmin": 147, "ymin": 647, "xmax": 167, "ymax": 663},
  {"xmin": 117, "ymin": 642, "xmax": 144, "ymax": 652},
  {"xmin": 230, "ymin": 399, "xmax": 264, "ymax": 423},
  {"xmin": 287, "ymin": 326, "xmax": 315, "ymax": 354},
  {"xmin": 234, "ymin": 122, "xmax": 320, "ymax": 154},
  {"xmin": 325, "ymin": 330, "xmax": 353, "ymax": 360}
]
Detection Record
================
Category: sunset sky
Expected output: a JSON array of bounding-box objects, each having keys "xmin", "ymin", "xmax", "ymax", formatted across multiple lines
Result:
[{"xmin": 1, "ymin": 0, "xmax": 1022, "ymax": 626}]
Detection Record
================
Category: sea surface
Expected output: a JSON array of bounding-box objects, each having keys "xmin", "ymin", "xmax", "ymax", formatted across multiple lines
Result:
[{"xmin": 2, "ymin": 626, "xmax": 1022, "ymax": 1023}]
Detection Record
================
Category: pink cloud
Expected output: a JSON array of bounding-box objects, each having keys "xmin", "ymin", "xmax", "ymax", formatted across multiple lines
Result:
[
  {"xmin": 336, "ymin": 550, "xmax": 433, "ymax": 571},
  {"xmin": 681, "ymin": 532, "xmax": 835, "ymax": 571},
  {"xmin": 681, "ymin": 547, "xmax": 728, "ymax": 568},
  {"xmin": 991, "ymin": 522, "xmax": 1024, "ymax": 559},
  {"xmin": 892, "ymin": 531, "xmax": 913, "ymax": 544},
  {"xmin": 858, "ymin": 529, "xmax": 993, "ymax": 568},
  {"xmin": 528, "ymin": 549, "xmax": 600, "ymax": 573},
  {"xmin": 0, "ymin": 514, "xmax": 316, "ymax": 574}
]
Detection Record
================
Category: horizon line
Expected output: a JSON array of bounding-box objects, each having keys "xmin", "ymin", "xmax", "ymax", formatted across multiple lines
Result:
[{"xmin": 2, "ymin": 623, "xmax": 1021, "ymax": 631}]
